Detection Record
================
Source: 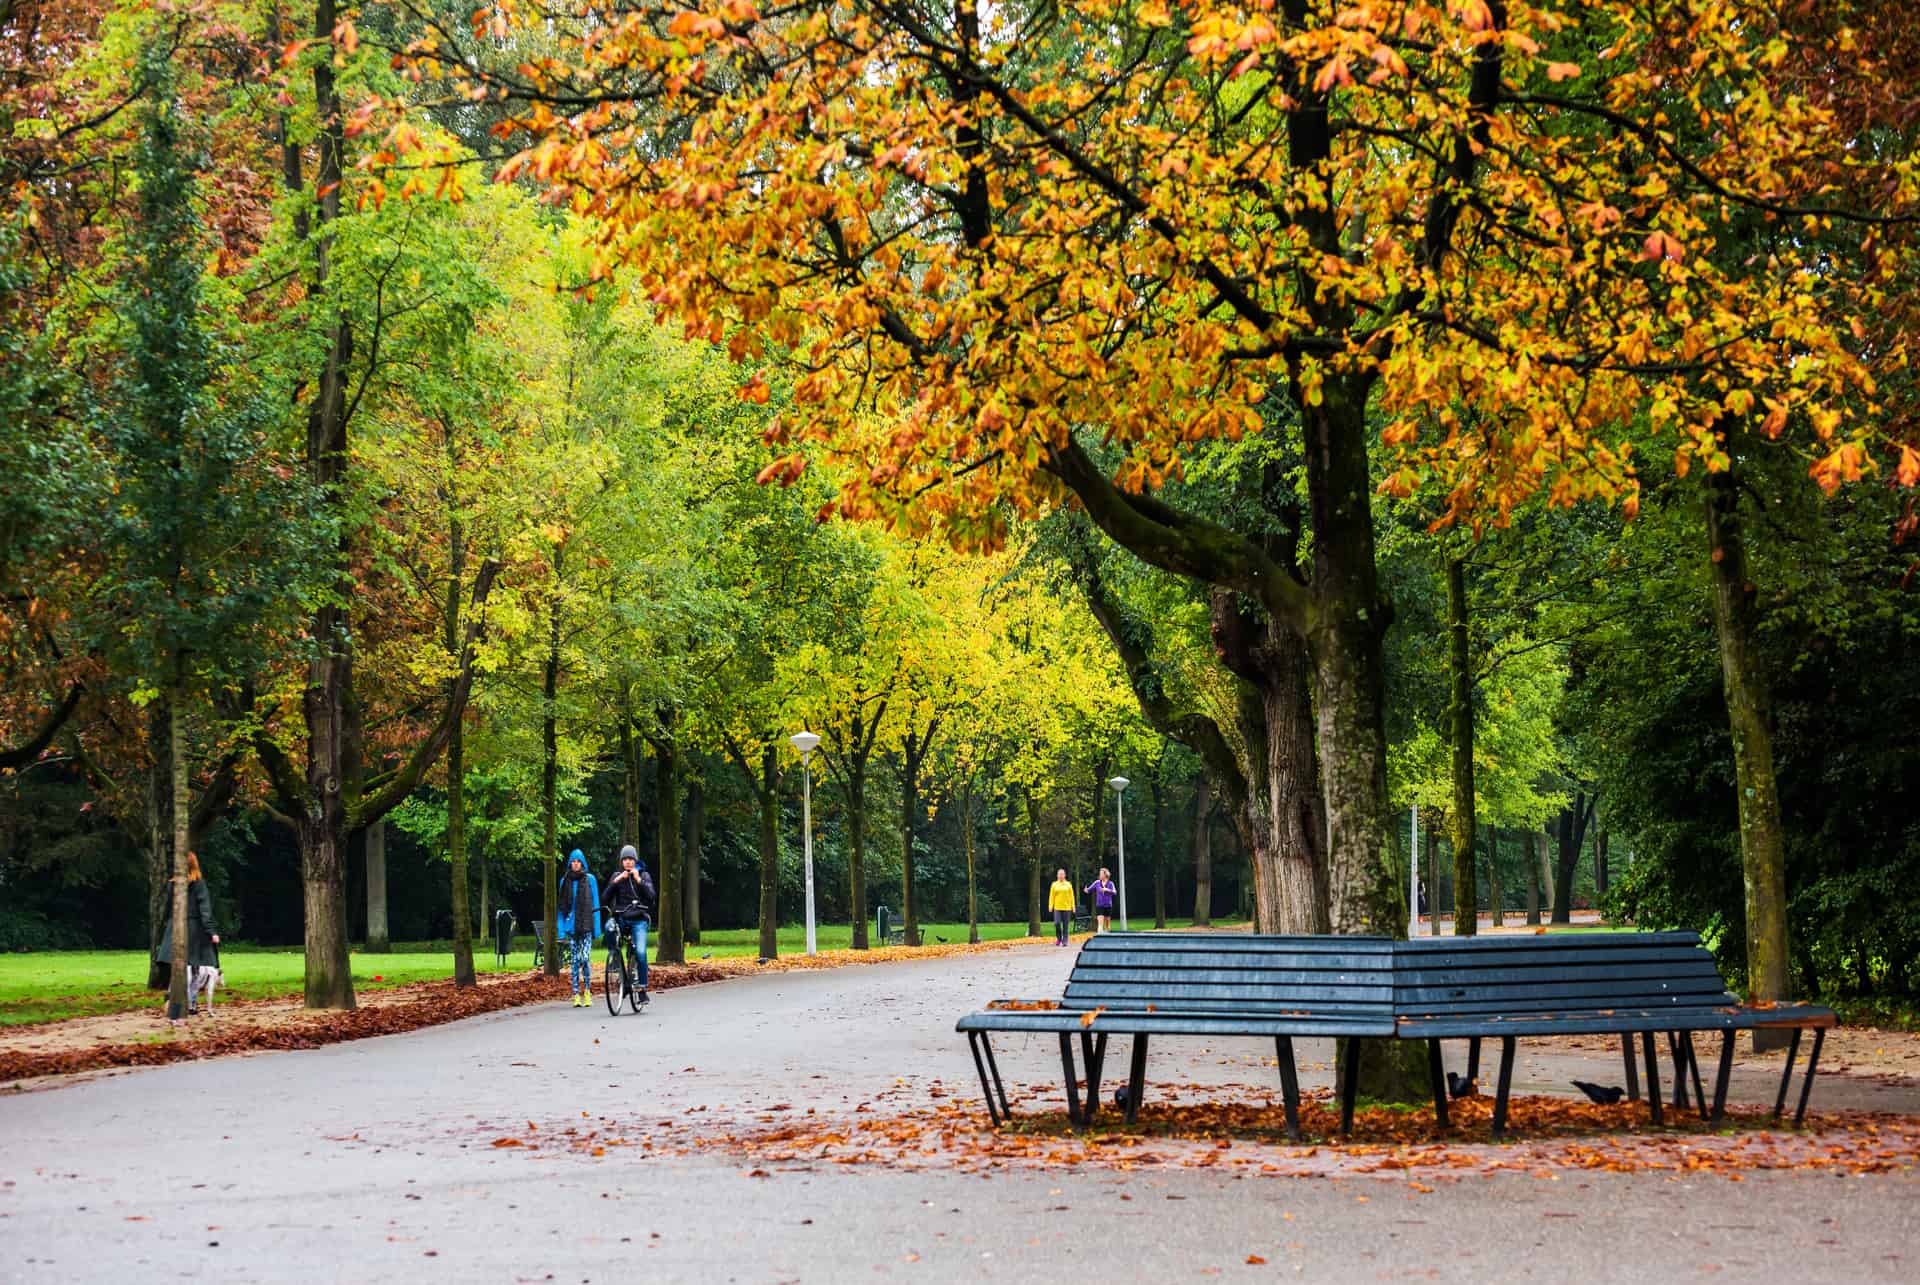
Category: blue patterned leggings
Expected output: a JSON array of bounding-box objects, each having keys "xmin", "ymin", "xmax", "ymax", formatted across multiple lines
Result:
[{"xmin": 568, "ymin": 935, "xmax": 593, "ymax": 992}]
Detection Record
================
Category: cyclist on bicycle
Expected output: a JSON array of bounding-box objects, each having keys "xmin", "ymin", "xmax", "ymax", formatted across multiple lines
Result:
[{"xmin": 603, "ymin": 845, "xmax": 656, "ymax": 1004}]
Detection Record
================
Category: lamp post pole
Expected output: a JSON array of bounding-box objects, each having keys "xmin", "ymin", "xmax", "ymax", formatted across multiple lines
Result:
[
  {"xmin": 1108, "ymin": 776, "xmax": 1131, "ymax": 931},
  {"xmin": 790, "ymin": 731, "xmax": 822, "ymax": 956}
]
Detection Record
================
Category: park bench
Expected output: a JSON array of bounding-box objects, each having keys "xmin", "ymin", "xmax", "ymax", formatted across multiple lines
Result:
[
  {"xmin": 954, "ymin": 933, "xmax": 1396, "ymax": 1138},
  {"xmin": 876, "ymin": 905, "xmax": 907, "ymax": 947},
  {"xmin": 1395, "ymin": 931, "xmax": 1837, "ymax": 1135},
  {"xmin": 957, "ymin": 931, "xmax": 1838, "ymax": 1138}
]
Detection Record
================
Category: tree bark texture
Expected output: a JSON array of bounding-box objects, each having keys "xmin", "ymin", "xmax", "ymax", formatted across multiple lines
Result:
[
  {"xmin": 165, "ymin": 688, "xmax": 191, "ymax": 1019},
  {"xmin": 145, "ymin": 698, "xmax": 172, "ymax": 989},
  {"xmin": 1526, "ymin": 826, "xmax": 1541, "ymax": 925},
  {"xmin": 652, "ymin": 717, "xmax": 684, "ymax": 965},
  {"xmin": 365, "ymin": 819, "xmax": 388, "ymax": 952},
  {"xmin": 847, "ymin": 766, "xmax": 868, "ymax": 949},
  {"xmin": 540, "ymin": 602, "xmax": 560, "ymax": 976},
  {"xmin": 1486, "ymin": 826, "xmax": 1504, "ymax": 928},
  {"xmin": 1070, "ymin": 540, "xmax": 1326, "ymax": 934},
  {"xmin": 757, "ymin": 743, "xmax": 780, "ymax": 960},
  {"xmin": 900, "ymin": 722, "xmax": 937, "ymax": 946},
  {"xmin": 1191, "ymin": 774, "xmax": 1212, "ymax": 927},
  {"xmin": 1704, "ymin": 470, "xmax": 1792, "ymax": 1038},
  {"xmin": 1151, "ymin": 774, "xmax": 1167, "ymax": 929},
  {"xmin": 1025, "ymin": 789, "xmax": 1044, "ymax": 937},
  {"xmin": 683, "ymin": 776, "xmax": 703, "ymax": 944},
  {"xmin": 1552, "ymin": 792, "xmax": 1594, "ymax": 924},
  {"xmin": 962, "ymin": 783, "xmax": 979, "ymax": 944},
  {"xmin": 1447, "ymin": 557, "xmax": 1477, "ymax": 936},
  {"xmin": 445, "ymin": 502, "xmax": 475, "ymax": 988}
]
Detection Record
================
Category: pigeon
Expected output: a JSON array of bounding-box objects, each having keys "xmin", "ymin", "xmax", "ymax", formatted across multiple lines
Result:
[
  {"xmin": 700, "ymin": 952, "xmax": 713, "ymax": 959},
  {"xmin": 1571, "ymin": 1080, "xmax": 1627, "ymax": 1104},
  {"xmin": 1112, "ymin": 1086, "xmax": 1132, "ymax": 1112},
  {"xmin": 1446, "ymin": 1071, "xmax": 1479, "ymax": 1099}
]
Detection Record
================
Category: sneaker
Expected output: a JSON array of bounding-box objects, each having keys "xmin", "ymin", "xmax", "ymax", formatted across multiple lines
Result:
[{"xmin": 637, "ymin": 988, "xmax": 649, "ymax": 1006}]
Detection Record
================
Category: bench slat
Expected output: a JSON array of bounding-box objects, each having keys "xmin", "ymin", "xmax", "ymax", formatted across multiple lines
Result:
[{"xmin": 1395, "ymin": 960, "xmax": 1725, "ymax": 988}]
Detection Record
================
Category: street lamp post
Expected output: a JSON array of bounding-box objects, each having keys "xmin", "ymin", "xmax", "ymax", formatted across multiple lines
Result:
[
  {"xmin": 1108, "ymin": 776, "xmax": 1131, "ymax": 931},
  {"xmin": 790, "ymin": 731, "xmax": 821, "ymax": 956}
]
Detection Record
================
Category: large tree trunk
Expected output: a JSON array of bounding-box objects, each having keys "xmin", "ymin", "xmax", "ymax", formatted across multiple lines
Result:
[
  {"xmin": 653, "ymin": 718, "xmax": 685, "ymax": 965},
  {"xmin": 683, "ymin": 776, "xmax": 703, "ymax": 945},
  {"xmin": 540, "ymin": 603, "xmax": 560, "ymax": 976},
  {"xmin": 1087, "ymin": 755, "xmax": 1109, "ymax": 896},
  {"xmin": 1072, "ymin": 542, "xmax": 1328, "ymax": 936},
  {"xmin": 1705, "ymin": 470, "xmax": 1792, "ymax": 1045},
  {"xmin": 1594, "ymin": 826, "xmax": 1608, "ymax": 898},
  {"xmin": 1447, "ymin": 557, "xmax": 1477, "ymax": 937},
  {"xmin": 1300, "ymin": 383, "xmax": 1421, "ymax": 1100},
  {"xmin": 165, "ymin": 687, "xmax": 191, "ymax": 1020},
  {"xmin": 1427, "ymin": 808, "xmax": 1443, "ymax": 937},
  {"xmin": 1191, "ymin": 774, "xmax": 1212, "ymax": 927},
  {"xmin": 757, "ymin": 743, "xmax": 780, "ymax": 960},
  {"xmin": 365, "ymin": 819, "xmax": 389, "ymax": 952},
  {"xmin": 295, "ymin": 0, "xmax": 356, "ymax": 1013},
  {"xmin": 446, "ymin": 506, "xmax": 475, "ymax": 988},
  {"xmin": 619, "ymin": 715, "xmax": 638, "ymax": 847}
]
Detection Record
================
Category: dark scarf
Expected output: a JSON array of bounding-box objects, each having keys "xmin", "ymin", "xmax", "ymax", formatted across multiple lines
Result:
[{"xmin": 563, "ymin": 870, "xmax": 594, "ymax": 936}]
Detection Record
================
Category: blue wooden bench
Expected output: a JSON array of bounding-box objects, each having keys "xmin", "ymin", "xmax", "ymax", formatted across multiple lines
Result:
[
  {"xmin": 958, "ymin": 931, "xmax": 1838, "ymax": 1138},
  {"xmin": 1394, "ymin": 931, "xmax": 1837, "ymax": 1134},
  {"xmin": 955, "ymin": 933, "xmax": 1395, "ymax": 1138}
]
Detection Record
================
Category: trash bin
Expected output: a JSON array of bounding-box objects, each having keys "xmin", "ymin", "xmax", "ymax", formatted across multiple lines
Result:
[{"xmin": 494, "ymin": 908, "xmax": 515, "ymax": 967}]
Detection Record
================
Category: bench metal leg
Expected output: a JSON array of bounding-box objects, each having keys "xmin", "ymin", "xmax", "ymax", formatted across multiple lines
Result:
[
  {"xmin": 980, "ymin": 1033, "xmax": 1011, "ymax": 1122},
  {"xmin": 1771, "ymin": 1028, "xmax": 1802, "ymax": 1121},
  {"xmin": 1125, "ymin": 1035, "xmax": 1148, "ymax": 1125},
  {"xmin": 1622, "ymin": 1033, "xmax": 1641, "ymax": 1102},
  {"xmin": 1683, "ymin": 1032, "xmax": 1708, "ymax": 1121},
  {"xmin": 1058, "ymin": 1033, "xmax": 1082, "ymax": 1127},
  {"xmin": 1491, "ymin": 1036, "xmax": 1517, "ymax": 1137},
  {"xmin": 1274, "ymin": 1036, "xmax": 1301, "ymax": 1141},
  {"xmin": 1666, "ymin": 1032, "xmax": 1688, "ymax": 1110},
  {"xmin": 1082, "ymin": 1032, "xmax": 1109, "ymax": 1123},
  {"xmin": 1711, "ymin": 1030, "xmax": 1736, "ymax": 1123},
  {"xmin": 1466, "ymin": 1036, "xmax": 1482, "ymax": 1087},
  {"xmin": 1339, "ymin": 1039, "xmax": 1361, "ymax": 1135},
  {"xmin": 1793, "ymin": 1028, "xmax": 1824, "ymax": 1126},
  {"xmin": 1642, "ymin": 1031, "xmax": 1664, "ymax": 1126},
  {"xmin": 1427, "ymin": 1039, "xmax": 1450, "ymax": 1129},
  {"xmin": 966, "ymin": 1033, "xmax": 1003, "ymax": 1128}
]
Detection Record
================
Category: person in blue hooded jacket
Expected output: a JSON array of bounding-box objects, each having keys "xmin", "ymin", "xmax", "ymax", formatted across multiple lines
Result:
[{"xmin": 556, "ymin": 850, "xmax": 600, "ymax": 1006}]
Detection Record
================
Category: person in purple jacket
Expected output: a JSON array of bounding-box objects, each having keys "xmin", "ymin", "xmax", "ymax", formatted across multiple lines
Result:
[{"xmin": 1085, "ymin": 867, "xmax": 1118, "ymax": 933}]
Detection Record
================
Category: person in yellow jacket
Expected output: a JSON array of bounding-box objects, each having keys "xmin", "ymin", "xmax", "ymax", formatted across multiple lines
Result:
[{"xmin": 1048, "ymin": 868, "xmax": 1075, "ymax": 946}]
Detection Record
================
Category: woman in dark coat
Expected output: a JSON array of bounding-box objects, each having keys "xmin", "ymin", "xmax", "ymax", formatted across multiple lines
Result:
[{"xmin": 155, "ymin": 852, "xmax": 219, "ymax": 1014}]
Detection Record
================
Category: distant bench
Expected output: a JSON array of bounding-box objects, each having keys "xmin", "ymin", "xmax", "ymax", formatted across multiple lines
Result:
[
  {"xmin": 955, "ymin": 933, "xmax": 1395, "ymax": 1139},
  {"xmin": 957, "ymin": 931, "xmax": 1835, "ymax": 1136}
]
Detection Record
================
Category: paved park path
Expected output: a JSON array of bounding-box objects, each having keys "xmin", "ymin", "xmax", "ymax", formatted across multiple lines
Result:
[{"xmin": 3, "ymin": 942, "xmax": 1915, "ymax": 1282}]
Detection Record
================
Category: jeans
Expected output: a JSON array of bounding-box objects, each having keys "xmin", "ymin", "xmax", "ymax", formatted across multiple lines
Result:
[
  {"xmin": 568, "ymin": 934, "xmax": 593, "ymax": 992},
  {"xmin": 620, "ymin": 919, "xmax": 649, "ymax": 987},
  {"xmin": 1053, "ymin": 909, "xmax": 1071, "ymax": 945}
]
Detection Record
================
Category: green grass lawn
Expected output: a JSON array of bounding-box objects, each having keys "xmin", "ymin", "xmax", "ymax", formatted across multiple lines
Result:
[{"xmin": 0, "ymin": 917, "xmax": 1245, "ymax": 1026}]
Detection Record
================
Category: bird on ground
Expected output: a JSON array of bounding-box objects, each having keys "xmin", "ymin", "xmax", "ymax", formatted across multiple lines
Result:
[
  {"xmin": 1113, "ymin": 1086, "xmax": 1132, "ymax": 1112},
  {"xmin": 1571, "ymin": 1080, "xmax": 1627, "ymax": 1104},
  {"xmin": 1446, "ymin": 1071, "xmax": 1479, "ymax": 1099}
]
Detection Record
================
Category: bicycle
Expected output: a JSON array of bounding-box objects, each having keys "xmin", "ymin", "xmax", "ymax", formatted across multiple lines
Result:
[{"xmin": 603, "ymin": 919, "xmax": 649, "ymax": 1015}]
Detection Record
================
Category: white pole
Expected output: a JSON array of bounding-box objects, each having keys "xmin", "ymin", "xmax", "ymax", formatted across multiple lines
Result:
[
  {"xmin": 1409, "ymin": 803, "xmax": 1420, "ymax": 940},
  {"xmin": 802, "ymin": 754, "xmax": 817, "ymax": 957},
  {"xmin": 1115, "ymin": 789, "xmax": 1128, "ymax": 931}
]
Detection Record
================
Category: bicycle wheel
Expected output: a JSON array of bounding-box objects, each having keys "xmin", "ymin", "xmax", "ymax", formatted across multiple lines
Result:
[
  {"xmin": 627, "ymin": 951, "xmax": 645, "ymax": 1013},
  {"xmin": 603, "ymin": 947, "xmax": 626, "ymax": 1015}
]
